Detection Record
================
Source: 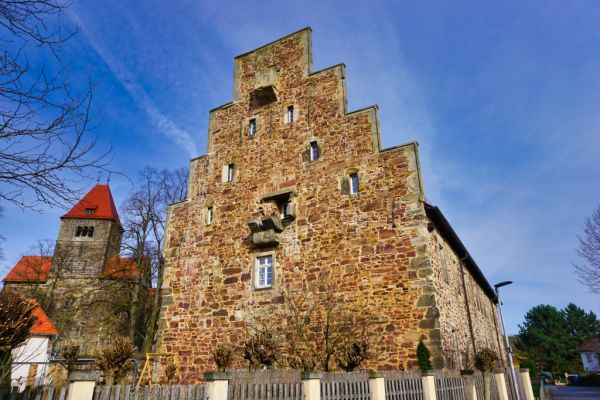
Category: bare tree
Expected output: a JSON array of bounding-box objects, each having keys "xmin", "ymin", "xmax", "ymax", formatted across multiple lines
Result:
[
  {"xmin": 0, "ymin": 289, "xmax": 37, "ymax": 388},
  {"xmin": 575, "ymin": 205, "xmax": 600, "ymax": 294},
  {"xmin": 244, "ymin": 287, "xmax": 376, "ymax": 372},
  {"xmin": 0, "ymin": 0, "xmax": 110, "ymax": 211},
  {"xmin": 120, "ymin": 167, "xmax": 188, "ymax": 351}
]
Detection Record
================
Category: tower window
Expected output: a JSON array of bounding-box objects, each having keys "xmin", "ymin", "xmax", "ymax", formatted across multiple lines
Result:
[
  {"xmin": 255, "ymin": 255, "xmax": 273, "ymax": 289},
  {"xmin": 74, "ymin": 225, "xmax": 94, "ymax": 238},
  {"xmin": 75, "ymin": 226, "xmax": 82, "ymax": 237},
  {"xmin": 280, "ymin": 200, "xmax": 292, "ymax": 219},
  {"xmin": 84, "ymin": 208, "xmax": 95, "ymax": 215},
  {"xmin": 207, "ymin": 206, "xmax": 213, "ymax": 225},
  {"xmin": 227, "ymin": 164, "xmax": 235, "ymax": 182},
  {"xmin": 349, "ymin": 173, "xmax": 360, "ymax": 195},
  {"xmin": 309, "ymin": 141, "xmax": 319, "ymax": 161},
  {"xmin": 439, "ymin": 245, "xmax": 449, "ymax": 283},
  {"xmin": 286, "ymin": 105, "xmax": 295, "ymax": 123},
  {"xmin": 248, "ymin": 119, "xmax": 256, "ymax": 136}
]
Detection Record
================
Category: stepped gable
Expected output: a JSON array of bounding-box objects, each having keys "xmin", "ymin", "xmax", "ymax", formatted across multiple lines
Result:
[
  {"xmin": 61, "ymin": 184, "xmax": 120, "ymax": 222},
  {"xmin": 2, "ymin": 256, "xmax": 53, "ymax": 283}
]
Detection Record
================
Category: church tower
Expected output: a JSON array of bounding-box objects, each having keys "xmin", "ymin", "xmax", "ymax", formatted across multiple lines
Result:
[{"xmin": 54, "ymin": 184, "xmax": 123, "ymax": 277}]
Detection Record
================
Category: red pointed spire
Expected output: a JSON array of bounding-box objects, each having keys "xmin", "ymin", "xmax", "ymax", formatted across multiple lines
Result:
[{"xmin": 61, "ymin": 184, "xmax": 120, "ymax": 223}]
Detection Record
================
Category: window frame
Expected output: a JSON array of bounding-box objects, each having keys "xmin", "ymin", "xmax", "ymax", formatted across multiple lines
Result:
[
  {"xmin": 206, "ymin": 206, "xmax": 214, "ymax": 225},
  {"xmin": 248, "ymin": 118, "xmax": 257, "ymax": 137},
  {"xmin": 309, "ymin": 141, "xmax": 319, "ymax": 161},
  {"xmin": 349, "ymin": 173, "xmax": 360, "ymax": 195},
  {"xmin": 255, "ymin": 254, "xmax": 274, "ymax": 289},
  {"xmin": 227, "ymin": 164, "xmax": 235, "ymax": 183},
  {"xmin": 439, "ymin": 244, "xmax": 449, "ymax": 283},
  {"xmin": 286, "ymin": 105, "xmax": 295, "ymax": 124}
]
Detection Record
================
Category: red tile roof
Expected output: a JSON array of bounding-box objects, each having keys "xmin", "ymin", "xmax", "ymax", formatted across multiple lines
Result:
[
  {"xmin": 61, "ymin": 184, "xmax": 120, "ymax": 222},
  {"xmin": 101, "ymin": 256, "xmax": 137, "ymax": 279},
  {"xmin": 29, "ymin": 300, "xmax": 58, "ymax": 336},
  {"xmin": 3, "ymin": 256, "xmax": 53, "ymax": 283},
  {"xmin": 578, "ymin": 338, "xmax": 600, "ymax": 352}
]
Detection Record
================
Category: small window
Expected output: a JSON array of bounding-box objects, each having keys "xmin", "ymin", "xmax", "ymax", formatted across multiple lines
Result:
[
  {"xmin": 280, "ymin": 200, "xmax": 291, "ymax": 219},
  {"xmin": 439, "ymin": 245, "xmax": 448, "ymax": 283},
  {"xmin": 255, "ymin": 255, "xmax": 273, "ymax": 289},
  {"xmin": 249, "ymin": 119, "xmax": 256, "ymax": 136},
  {"xmin": 286, "ymin": 105, "xmax": 295, "ymax": 123},
  {"xmin": 227, "ymin": 164, "xmax": 235, "ymax": 182},
  {"xmin": 207, "ymin": 206, "xmax": 213, "ymax": 225},
  {"xmin": 309, "ymin": 141, "xmax": 319, "ymax": 161},
  {"xmin": 88, "ymin": 226, "xmax": 95, "ymax": 238},
  {"xmin": 75, "ymin": 226, "xmax": 82, "ymax": 237},
  {"xmin": 349, "ymin": 173, "xmax": 360, "ymax": 195},
  {"xmin": 85, "ymin": 208, "xmax": 95, "ymax": 215}
]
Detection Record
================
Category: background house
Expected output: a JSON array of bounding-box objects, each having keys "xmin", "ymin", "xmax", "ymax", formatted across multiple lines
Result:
[{"xmin": 577, "ymin": 338, "xmax": 600, "ymax": 373}]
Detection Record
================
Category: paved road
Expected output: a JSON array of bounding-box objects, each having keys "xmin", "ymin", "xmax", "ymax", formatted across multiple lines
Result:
[{"xmin": 547, "ymin": 385, "xmax": 600, "ymax": 399}]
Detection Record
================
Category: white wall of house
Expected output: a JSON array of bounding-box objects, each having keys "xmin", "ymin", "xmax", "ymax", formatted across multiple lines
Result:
[
  {"xmin": 579, "ymin": 351, "xmax": 600, "ymax": 372},
  {"xmin": 11, "ymin": 336, "xmax": 52, "ymax": 391}
]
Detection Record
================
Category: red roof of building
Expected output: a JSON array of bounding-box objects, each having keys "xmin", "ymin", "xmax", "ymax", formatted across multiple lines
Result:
[
  {"xmin": 3, "ymin": 256, "xmax": 53, "ymax": 283},
  {"xmin": 61, "ymin": 184, "xmax": 120, "ymax": 222},
  {"xmin": 578, "ymin": 338, "xmax": 600, "ymax": 353},
  {"xmin": 29, "ymin": 300, "xmax": 58, "ymax": 336},
  {"xmin": 101, "ymin": 256, "xmax": 137, "ymax": 279}
]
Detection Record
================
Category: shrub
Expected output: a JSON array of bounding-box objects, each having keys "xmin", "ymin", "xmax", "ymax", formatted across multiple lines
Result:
[
  {"xmin": 61, "ymin": 345, "xmax": 80, "ymax": 373},
  {"xmin": 243, "ymin": 332, "xmax": 278, "ymax": 369},
  {"xmin": 336, "ymin": 341, "xmax": 370, "ymax": 372},
  {"xmin": 417, "ymin": 340, "xmax": 432, "ymax": 371},
  {"xmin": 95, "ymin": 337, "xmax": 136, "ymax": 385},
  {"xmin": 213, "ymin": 345, "xmax": 234, "ymax": 372},
  {"xmin": 474, "ymin": 348, "xmax": 498, "ymax": 372},
  {"xmin": 520, "ymin": 359, "xmax": 538, "ymax": 378}
]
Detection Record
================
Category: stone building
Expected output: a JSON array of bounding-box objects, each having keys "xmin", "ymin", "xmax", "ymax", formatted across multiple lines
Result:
[
  {"xmin": 157, "ymin": 28, "xmax": 504, "ymax": 381},
  {"xmin": 2, "ymin": 184, "xmax": 135, "ymax": 355}
]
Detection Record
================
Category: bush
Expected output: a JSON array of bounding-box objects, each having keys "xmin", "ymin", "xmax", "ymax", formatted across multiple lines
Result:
[
  {"xmin": 520, "ymin": 359, "xmax": 538, "ymax": 378},
  {"xmin": 213, "ymin": 345, "xmax": 234, "ymax": 372},
  {"xmin": 95, "ymin": 337, "xmax": 136, "ymax": 385},
  {"xmin": 474, "ymin": 348, "xmax": 498, "ymax": 372},
  {"xmin": 336, "ymin": 341, "xmax": 370, "ymax": 372},
  {"xmin": 417, "ymin": 340, "xmax": 432, "ymax": 371},
  {"xmin": 243, "ymin": 332, "xmax": 278, "ymax": 369}
]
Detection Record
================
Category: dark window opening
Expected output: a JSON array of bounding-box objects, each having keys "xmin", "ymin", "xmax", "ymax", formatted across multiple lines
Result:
[
  {"xmin": 310, "ymin": 141, "xmax": 319, "ymax": 161},
  {"xmin": 350, "ymin": 173, "xmax": 360, "ymax": 195},
  {"xmin": 249, "ymin": 119, "xmax": 256, "ymax": 136},
  {"xmin": 286, "ymin": 106, "xmax": 295, "ymax": 123},
  {"xmin": 85, "ymin": 208, "xmax": 95, "ymax": 215},
  {"xmin": 227, "ymin": 164, "xmax": 235, "ymax": 182}
]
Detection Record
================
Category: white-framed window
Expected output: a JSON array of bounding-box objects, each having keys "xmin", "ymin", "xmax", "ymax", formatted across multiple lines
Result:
[
  {"xmin": 349, "ymin": 173, "xmax": 360, "ymax": 195},
  {"xmin": 206, "ymin": 206, "xmax": 213, "ymax": 225},
  {"xmin": 439, "ymin": 245, "xmax": 449, "ymax": 283},
  {"xmin": 227, "ymin": 164, "xmax": 235, "ymax": 182},
  {"xmin": 255, "ymin": 254, "xmax": 273, "ymax": 289},
  {"xmin": 249, "ymin": 119, "xmax": 256, "ymax": 136},
  {"xmin": 310, "ymin": 141, "xmax": 319, "ymax": 161},
  {"xmin": 286, "ymin": 105, "xmax": 295, "ymax": 123},
  {"xmin": 586, "ymin": 352, "xmax": 594, "ymax": 363}
]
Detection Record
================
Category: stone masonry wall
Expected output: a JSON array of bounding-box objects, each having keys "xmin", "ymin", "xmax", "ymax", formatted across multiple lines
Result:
[
  {"xmin": 428, "ymin": 229, "xmax": 505, "ymax": 369},
  {"xmin": 156, "ymin": 29, "xmax": 442, "ymax": 382}
]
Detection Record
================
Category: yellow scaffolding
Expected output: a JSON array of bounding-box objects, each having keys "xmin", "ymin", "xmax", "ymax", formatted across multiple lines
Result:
[{"xmin": 137, "ymin": 352, "xmax": 179, "ymax": 386}]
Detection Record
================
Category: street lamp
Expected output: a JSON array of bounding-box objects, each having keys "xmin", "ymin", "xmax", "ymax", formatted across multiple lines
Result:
[{"xmin": 494, "ymin": 281, "xmax": 520, "ymax": 400}]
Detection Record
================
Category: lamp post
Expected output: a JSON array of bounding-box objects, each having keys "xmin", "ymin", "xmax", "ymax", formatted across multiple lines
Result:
[{"xmin": 494, "ymin": 281, "xmax": 520, "ymax": 400}]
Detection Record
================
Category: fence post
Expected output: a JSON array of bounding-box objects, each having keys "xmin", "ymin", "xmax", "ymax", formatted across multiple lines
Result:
[
  {"xmin": 493, "ymin": 369, "xmax": 509, "ymax": 400},
  {"xmin": 461, "ymin": 370, "xmax": 478, "ymax": 400},
  {"xmin": 519, "ymin": 369, "xmax": 534, "ymax": 400},
  {"xmin": 301, "ymin": 371, "xmax": 322, "ymax": 400},
  {"xmin": 369, "ymin": 372, "xmax": 386, "ymax": 400},
  {"xmin": 204, "ymin": 372, "xmax": 230, "ymax": 400},
  {"xmin": 421, "ymin": 371, "xmax": 437, "ymax": 400},
  {"xmin": 66, "ymin": 370, "xmax": 100, "ymax": 400}
]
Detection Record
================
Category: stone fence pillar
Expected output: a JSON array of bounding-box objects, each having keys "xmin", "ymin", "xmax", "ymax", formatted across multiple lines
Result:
[
  {"xmin": 205, "ymin": 372, "xmax": 230, "ymax": 400},
  {"xmin": 493, "ymin": 369, "xmax": 509, "ymax": 400},
  {"xmin": 66, "ymin": 370, "xmax": 99, "ymax": 400},
  {"xmin": 368, "ymin": 372, "xmax": 386, "ymax": 400},
  {"xmin": 421, "ymin": 371, "xmax": 437, "ymax": 400},
  {"xmin": 461, "ymin": 370, "xmax": 478, "ymax": 400},
  {"xmin": 302, "ymin": 372, "xmax": 322, "ymax": 400},
  {"xmin": 519, "ymin": 369, "xmax": 534, "ymax": 400}
]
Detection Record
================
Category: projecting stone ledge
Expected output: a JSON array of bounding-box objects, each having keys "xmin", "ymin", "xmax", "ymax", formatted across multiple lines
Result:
[{"xmin": 247, "ymin": 216, "xmax": 283, "ymax": 247}]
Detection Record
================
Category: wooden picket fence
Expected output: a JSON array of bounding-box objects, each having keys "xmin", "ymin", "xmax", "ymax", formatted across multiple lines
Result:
[
  {"xmin": 381, "ymin": 371, "xmax": 424, "ymax": 400},
  {"xmin": 320, "ymin": 372, "xmax": 370, "ymax": 400},
  {"xmin": 434, "ymin": 371, "xmax": 466, "ymax": 400},
  {"xmin": 0, "ymin": 386, "xmax": 69, "ymax": 400},
  {"xmin": 92, "ymin": 384, "xmax": 207, "ymax": 400}
]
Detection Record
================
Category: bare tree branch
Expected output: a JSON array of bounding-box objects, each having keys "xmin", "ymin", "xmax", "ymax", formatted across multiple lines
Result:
[{"xmin": 575, "ymin": 205, "xmax": 600, "ymax": 294}]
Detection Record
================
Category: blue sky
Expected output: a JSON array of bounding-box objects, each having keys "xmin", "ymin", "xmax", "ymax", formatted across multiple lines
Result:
[{"xmin": 1, "ymin": 0, "xmax": 599, "ymax": 334}]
